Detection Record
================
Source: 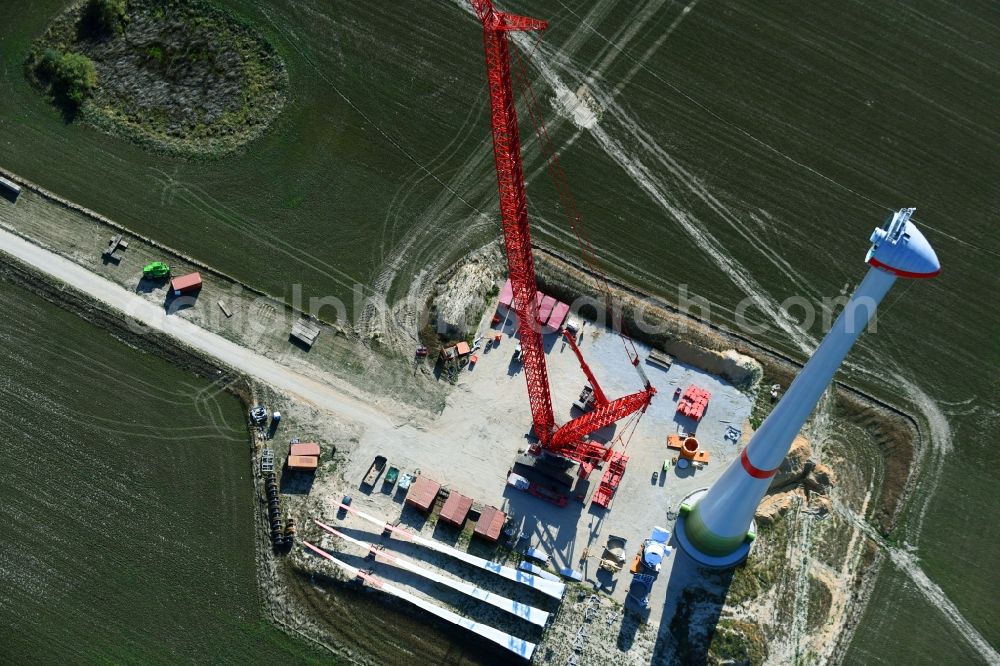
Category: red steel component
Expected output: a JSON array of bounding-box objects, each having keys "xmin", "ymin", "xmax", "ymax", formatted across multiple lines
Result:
[
  {"xmin": 677, "ymin": 385, "xmax": 711, "ymax": 421},
  {"xmin": 591, "ymin": 451, "xmax": 628, "ymax": 508},
  {"xmin": 550, "ymin": 390, "xmax": 654, "ymax": 455},
  {"xmin": 563, "ymin": 329, "xmax": 609, "ymax": 406},
  {"xmin": 472, "ymin": 0, "xmax": 654, "ymax": 463},
  {"xmin": 472, "ymin": 0, "xmax": 547, "ymax": 31},
  {"xmin": 473, "ymin": 0, "xmax": 555, "ymax": 441}
]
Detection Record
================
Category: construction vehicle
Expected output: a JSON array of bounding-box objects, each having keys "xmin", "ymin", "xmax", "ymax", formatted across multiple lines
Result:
[
  {"xmin": 599, "ymin": 535, "xmax": 628, "ymax": 573},
  {"xmin": 142, "ymin": 261, "xmax": 170, "ymax": 279},
  {"xmin": 528, "ymin": 482, "xmax": 568, "ymax": 507},
  {"xmin": 249, "ymin": 405, "xmax": 268, "ymax": 426},
  {"xmin": 384, "ymin": 466, "xmax": 399, "ymax": 487},
  {"xmin": 471, "ymin": 0, "xmax": 655, "ymax": 469},
  {"xmin": 572, "ymin": 385, "xmax": 596, "ymax": 413},
  {"xmin": 506, "ymin": 471, "xmax": 568, "ymax": 507},
  {"xmin": 363, "ymin": 455, "xmax": 387, "ymax": 488}
]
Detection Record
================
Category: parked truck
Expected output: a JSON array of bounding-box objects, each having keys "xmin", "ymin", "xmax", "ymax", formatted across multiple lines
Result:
[
  {"xmin": 363, "ymin": 455, "xmax": 387, "ymax": 487},
  {"xmin": 384, "ymin": 466, "xmax": 399, "ymax": 487}
]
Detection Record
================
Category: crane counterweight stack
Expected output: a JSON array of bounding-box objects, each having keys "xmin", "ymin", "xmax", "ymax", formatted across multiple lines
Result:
[{"xmin": 471, "ymin": 0, "xmax": 654, "ymax": 466}]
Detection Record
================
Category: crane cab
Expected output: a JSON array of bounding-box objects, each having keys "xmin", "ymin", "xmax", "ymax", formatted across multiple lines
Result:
[{"xmin": 573, "ymin": 385, "xmax": 596, "ymax": 412}]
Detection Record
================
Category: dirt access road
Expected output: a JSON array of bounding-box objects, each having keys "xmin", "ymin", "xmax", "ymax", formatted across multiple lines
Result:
[{"xmin": 0, "ymin": 226, "xmax": 397, "ymax": 433}]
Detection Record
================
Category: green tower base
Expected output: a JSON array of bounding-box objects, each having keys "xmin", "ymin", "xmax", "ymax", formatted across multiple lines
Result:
[{"xmin": 674, "ymin": 488, "xmax": 755, "ymax": 568}]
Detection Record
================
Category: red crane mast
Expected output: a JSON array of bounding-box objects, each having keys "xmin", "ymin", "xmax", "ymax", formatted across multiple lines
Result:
[{"xmin": 471, "ymin": 0, "xmax": 654, "ymax": 464}]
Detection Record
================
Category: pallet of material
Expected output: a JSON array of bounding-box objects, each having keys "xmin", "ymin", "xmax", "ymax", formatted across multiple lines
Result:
[
  {"xmin": 646, "ymin": 349, "xmax": 673, "ymax": 370},
  {"xmin": 102, "ymin": 234, "xmax": 129, "ymax": 261},
  {"xmin": 261, "ymin": 449, "xmax": 275, "ymax": 474},
  {"xmin": 290, "ymin": 319, "xmax": 321, "ymax": 347},
  {"xmin": 536, "ymin": 295, "xmax": 556, "ymax": 324},
  {"xmin": 0, "ymin": 176, "xmax": 21, "ymax": 202}
]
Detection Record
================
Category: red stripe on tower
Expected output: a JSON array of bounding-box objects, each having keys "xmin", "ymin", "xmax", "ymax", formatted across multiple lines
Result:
[
  {"xmin": 740, "ymin": 448, "xmax": 778, "ymax": 479},
  {"xmin": 867, "ymin": 257, "xmax": 941, "ymax": 279}
]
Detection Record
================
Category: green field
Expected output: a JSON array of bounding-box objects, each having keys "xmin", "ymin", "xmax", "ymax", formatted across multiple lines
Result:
[
  {"xmin": 0, "ymin": 278, "xmax": 325, "ymax": 663},
  {"xmin": 1, "ymin": 0, "xmax": 998, "ymax": 662}
]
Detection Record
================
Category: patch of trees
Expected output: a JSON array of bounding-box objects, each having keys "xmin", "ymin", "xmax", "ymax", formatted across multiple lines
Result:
[
  {"xmin": 35, "ymin": 49, "xmax": 98, "ymax": 111},
  {"xmin": 81, "ymin": 0, "xmax": 128, "ymax": 38}
]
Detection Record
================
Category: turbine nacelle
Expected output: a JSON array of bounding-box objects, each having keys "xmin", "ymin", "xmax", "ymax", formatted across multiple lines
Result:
[{"xmin": 866, "ymin": 207, "xmax": 941, "ymax": 278}]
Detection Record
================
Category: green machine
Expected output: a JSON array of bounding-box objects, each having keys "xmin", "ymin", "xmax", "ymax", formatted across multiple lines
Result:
[{"xmin": 143, "ymin": 262, "xmax": 170, "ymax": 279}]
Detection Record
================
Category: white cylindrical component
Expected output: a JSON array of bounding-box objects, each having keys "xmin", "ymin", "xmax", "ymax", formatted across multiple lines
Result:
[
  {"xmin": 685, "ymin": 268, "xmax": 893, "ymax": 556},
  {"xmin": 743, "ymin": 267, "xmax": 896, "ymax": 469},
  {"xmin": 675, "ymin": 209, "xmax": 938, "ymax": 566}
]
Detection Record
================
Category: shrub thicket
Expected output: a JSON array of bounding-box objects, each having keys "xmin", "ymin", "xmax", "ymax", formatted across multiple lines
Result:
[
  {"xmin": 81, "ymin": 0, "xmax": 128, "ymax": 37},
  {"xmin": 39, "ymin": 52, "xmax": 98, "ymax": 109},
  {"xmin": 27, "ymin": 0, "xmax": 287, "ymax": 154},
  {"xmin": 36, "ymin": 48, "xmax": 63, "ymax": 80}
]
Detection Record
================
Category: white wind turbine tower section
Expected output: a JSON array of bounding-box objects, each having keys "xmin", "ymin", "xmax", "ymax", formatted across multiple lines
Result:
[{"xmin": 674, "ymin": 208, "xmax": 940, "ymax": 567}]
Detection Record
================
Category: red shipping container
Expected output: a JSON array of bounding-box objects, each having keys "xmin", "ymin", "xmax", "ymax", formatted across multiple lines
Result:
[
  {"xmin": 440, "ymin": 492, "xmax": 473, "ymax": 527},
  {"xmin": 171, "ymin": 272, "xmax": 202, "ymax": 295},
  {"xmin": 474, "ymin": 505, "xmax": 506, "ymax": 543},
  {"xmin": 290, "ymin": 442, "xmax": 321, "ymax": 457},
  {"xmin": 405, "ymin": 475, "xmax": 441, "ymax": 512},
  {"xmin": 287, "ymin": 455, "xmax": 318, "ymax": 471}
]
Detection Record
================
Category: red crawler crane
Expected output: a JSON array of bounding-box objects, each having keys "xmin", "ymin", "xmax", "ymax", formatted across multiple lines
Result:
[{"xmin": 471, "ymin": 0, "xmax": 655, "ymax": 465}]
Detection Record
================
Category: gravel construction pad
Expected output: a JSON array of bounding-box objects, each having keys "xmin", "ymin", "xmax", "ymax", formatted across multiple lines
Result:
[{"xmin": 334, "ymin": 301, "xmax": 752, "ymax": 631}]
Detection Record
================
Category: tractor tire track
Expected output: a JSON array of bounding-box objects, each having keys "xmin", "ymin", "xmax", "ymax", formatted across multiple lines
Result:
[{"xmin": 834, "ymin": 500, "xmax": 1000, "ymax": 665}]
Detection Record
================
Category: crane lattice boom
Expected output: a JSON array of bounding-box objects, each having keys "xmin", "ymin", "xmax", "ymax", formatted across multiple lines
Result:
[{"xmin": 472, "ymin": 0, "xmax": 654, "ymax": 464}]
